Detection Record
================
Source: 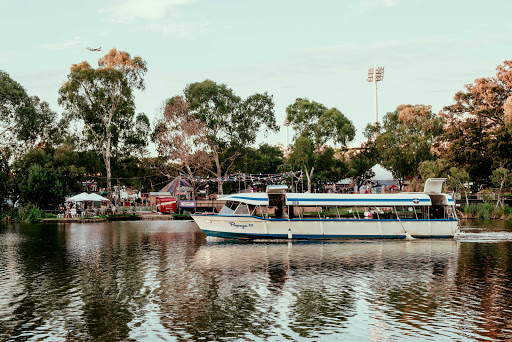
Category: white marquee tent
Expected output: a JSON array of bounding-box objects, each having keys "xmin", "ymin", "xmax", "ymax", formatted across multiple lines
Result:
[{"xmin": 66, "ymin": 193, "xmax": 109, "ymax": 202}]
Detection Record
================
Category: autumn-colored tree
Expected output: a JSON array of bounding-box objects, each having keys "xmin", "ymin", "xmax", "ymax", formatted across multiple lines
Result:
[
  {"xmin": 153, "ymin": 96, "xmax": 210, "ymax": 196},
  {"xmin": 58, "ymin": 49, "xmax": 148, "ymax": 199},
  {"xmin": 286, "ymin": 98, "xmax": 355, "ymax": 192},
  {"xmin": 375, "ymin": 104, "xmax": 444, "ymax": 189},
  {"xmin": 184, "ymin": 80, "xmax": 278, "ymax": 194},
  {"xmin": 441, "ymin": 60, "xmax": 512, "ymax": 181}
]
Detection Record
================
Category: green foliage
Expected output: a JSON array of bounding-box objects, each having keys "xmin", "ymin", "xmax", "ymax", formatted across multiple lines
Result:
[
  {"xmin": 419, "ymin": 159, "xmax": 449, "ymax": 181},
  {"xmin": 375, "ymin": 105, "xmax": 444, "ymax": 184},
  {"xmin": 462, "ymin": 203, "xmax": 512, "ymax": 220},
  {"xmin": 18, "ymin": 203, "xmax": 44, "ymax": 223},
  {"xmin": 14, "ymin": 145, "xmax": 85, "ymax": 209},
  {"xmin": 58, "ymin": 49, "xmax": 148, "ymax": 198},
  {"xmin": 0, "ymin": 70, "xmax": 38, "ymax": 144},
  {"xmin": 185, "ymin": 80, "xmax": 278, "ymax": 149},
  {"xmin": 233, "ymin": 144, "xmax": 284, "ymax": 174},
  {"xmin": 19, "ymin": 164, "xmax": 64, "ymax": 210},
  {"xmin": 289, "ymin": 136, "xmax": 315, "ymax": 172},
  {"xmin": 286, "ymin": 98, "xmax": 355, "ymax": 147},
  {"xmin": 447, "ymin": 167, "xmax": 469, "ymax": 191},
  {"xmin": 491, "ymin": 167, "xmax": 512, "ymax": 207},
  {"xmin": 491, "ymin": 167, "xmax": 512, "ymax": 189},
  {"xmin": 0, "ymin": 148, "xmax": 11, "ymax": 214},
  {"xmin": 122, "ymin": 113, "xmax": 151, "ymax": 157},
  {"xmin": 314, "ymin": 147, "xmax": 348, "ymax": 183},
  {"xmin": 347, "ymin": 129, "xmax": 378, "ymax": 189},
  {"xmin": 183, "ymin": 80, "xmax": 278, "ymax": 193},
  {"xmin": 286, "ymin": 98, "xmax": 355, "ymax": 192}
]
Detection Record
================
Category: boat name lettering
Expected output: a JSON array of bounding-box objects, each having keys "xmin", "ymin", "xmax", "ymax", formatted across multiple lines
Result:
[
  {"xmin": 229, "ymin": 222, "xmax": 254, "ymax": 229},
  {"xmin": 291, "ymin": 201, "xmax": 299, "ymax": 206}
]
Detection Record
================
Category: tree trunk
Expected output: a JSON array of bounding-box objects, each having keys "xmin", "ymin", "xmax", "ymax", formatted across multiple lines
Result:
[
  {"xmin": 213, "ymin": 150, "xmax": 223, "ymax": 195},
  {"xmin": 105, "ymin": 154, "xmax": 112, "ymax": 201},
  {"xmin": 105, "ymin": 135, "xmax": 112, "ymax": 201},
  {"xmin": 185, "ymin": 165, "xmax": 197, "ymax": 199},
  {"xmin": 304, "ymin": 166, "xmax": 314, "ymax": 193},
  {"xmin": 497, "ymin": 179, "xmax": 505, "ymax": 208}
]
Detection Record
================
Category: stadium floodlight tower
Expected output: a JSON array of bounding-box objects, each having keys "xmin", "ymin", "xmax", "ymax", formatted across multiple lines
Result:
[
  {"xmin": 283, "ymin": 117, "xmax": 290, "ymax": 150},
  {"xmin": 367, "ymin": 65, "xmax": 384, "ymax": 126}
]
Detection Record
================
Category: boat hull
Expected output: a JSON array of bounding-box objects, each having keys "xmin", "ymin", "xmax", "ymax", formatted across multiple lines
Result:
[{"xmin": 191, "ymin": 215, "xmax": 458, "ymax": 240}]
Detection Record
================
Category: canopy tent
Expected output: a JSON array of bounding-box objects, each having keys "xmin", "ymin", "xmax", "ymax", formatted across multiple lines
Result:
[
  {"xmin": 160, "ymin": 176, "xmax": 192, "ymax": 195},
  {"xmin": 66, "ymin": 192, "xmax": 109, "ymax": 202},
  {"xmin": 87, "ymin": 193, "xmax": 109, "ymax": 201},
  {"xmin": 66, "ymin": 193, "xmax": 90, "ymax": 202}
]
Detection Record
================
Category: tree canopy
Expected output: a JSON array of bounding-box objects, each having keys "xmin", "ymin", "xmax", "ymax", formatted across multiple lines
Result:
[
  {"xmin": 183, "ymin": 79, "xmax": 279, "ymax": 194},
  {"xmin": 441, "ymin": 60, "xmax": 512, "ymax": 181},
  {"xmin": 286, "ymin": 98, "xmax": 355, "ymax": 192},
  {"xmin": 375, "ymin": 104, "xmax": 444, "ymax": 187},
  {"xmin": 58, "ymin": 49, "xmax": 148, "ymax": 199}
]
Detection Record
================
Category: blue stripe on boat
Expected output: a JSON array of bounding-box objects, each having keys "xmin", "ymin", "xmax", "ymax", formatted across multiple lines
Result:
[
  {"xmin": 285, "ymin": 198, "xmax": 431, "ymax": 203},
  {"xmin": 202, "ymin": 230, "xmax": 407, "ymax": 239},
  {"xmin": 228, "ymin": 196, "xmax": 268, "ymax": 201},
  {"xmin": 202, "ymin": 230, "xmax": 455, "ymax": 239}
]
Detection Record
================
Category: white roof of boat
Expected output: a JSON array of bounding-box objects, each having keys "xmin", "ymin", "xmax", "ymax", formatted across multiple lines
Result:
[
  {"xmin": 219, "ymin": 193, "xmax": 269, "ymax": 205},
  {"xmin": 220, "ymin": 192, "xmax": 440, "ymax": 206},
  {"xmin": 285, "ymin": 193, "xmax": 433, "ymax": 206}
]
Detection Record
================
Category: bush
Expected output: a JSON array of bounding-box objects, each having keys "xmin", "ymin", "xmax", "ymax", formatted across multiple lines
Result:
[
  {"xmin": 462, "ymin": 203, "xmax": 512, "ymax": 220},
  {"xmin": 19, "ymin": 203, "xmax": 44, "ymax": 223}
]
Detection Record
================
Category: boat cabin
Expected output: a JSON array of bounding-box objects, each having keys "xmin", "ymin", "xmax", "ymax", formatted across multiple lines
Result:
[{"xmin": 216, "ymin": 179, "xmax": 457, "ymax": 221}]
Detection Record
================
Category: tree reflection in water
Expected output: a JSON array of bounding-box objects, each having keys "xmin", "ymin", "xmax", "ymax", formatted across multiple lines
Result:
[{"xmin": 2, "ymin": 222, "xmax": 512, "ymax": 340}]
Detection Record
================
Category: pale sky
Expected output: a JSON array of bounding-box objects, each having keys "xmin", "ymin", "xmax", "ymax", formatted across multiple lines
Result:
[{"xmin": 2, "ymin": 0, "xmax": 511, "ymax": 149}]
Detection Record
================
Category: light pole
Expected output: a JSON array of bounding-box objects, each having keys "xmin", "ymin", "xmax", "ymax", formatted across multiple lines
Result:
[
  {"xmin": 283, "ymin": 117, "xmax": 290, "ymax": 150},
  {"xmin": 367, "ymin": 65, "xmax": 384, "ymax": 126}
]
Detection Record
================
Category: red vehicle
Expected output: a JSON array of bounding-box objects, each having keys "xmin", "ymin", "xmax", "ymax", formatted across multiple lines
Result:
[{"xmin": 156, "ymin": 196, "xmax": 177, "ymax": 214}]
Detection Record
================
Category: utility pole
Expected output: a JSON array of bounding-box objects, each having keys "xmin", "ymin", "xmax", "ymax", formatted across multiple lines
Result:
[{"xmin": 367, "ymin": 65, "xmax": 384, "ymax": 126}]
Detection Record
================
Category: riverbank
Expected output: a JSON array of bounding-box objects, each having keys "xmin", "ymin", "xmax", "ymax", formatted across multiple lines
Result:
[
  {"xmin": 458, "ymin": 203, "xmax": 512, "ymax": 220},
  {"xmin": 41, "ymin": 213, "xmax": 192, "ymax": 223}
]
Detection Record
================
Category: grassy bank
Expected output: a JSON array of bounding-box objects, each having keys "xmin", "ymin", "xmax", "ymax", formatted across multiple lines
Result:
[{"xmin": 460, "ymin": 203, "xmax": 512, "ymax": 220}]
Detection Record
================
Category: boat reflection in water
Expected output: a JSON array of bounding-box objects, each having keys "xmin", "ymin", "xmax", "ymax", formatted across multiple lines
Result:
[
  {"xmin": 183, "ymin": 239, "xmax": 461, "ymax": 340},
  {"xmin": 2, "ymin": 221, "xmax": 512, "ymax": 341}
]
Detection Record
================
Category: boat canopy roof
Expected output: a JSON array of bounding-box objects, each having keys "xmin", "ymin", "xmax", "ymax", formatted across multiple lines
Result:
[
  {"xmin": 220, "ymin": 192, "xmax": 439, "ymax": 207},
  {"xmin": 219, "ymin": 193, "xmax": 269, "ymax": 205},
  {"xmin": 285, "ymin": 193, "xmax": 432, "ymax": 206}
]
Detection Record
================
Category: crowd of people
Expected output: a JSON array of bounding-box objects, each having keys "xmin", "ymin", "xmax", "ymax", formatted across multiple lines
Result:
[{"xmin": 58, "ymin": 201, "xmax": 118, "ymax": 218}]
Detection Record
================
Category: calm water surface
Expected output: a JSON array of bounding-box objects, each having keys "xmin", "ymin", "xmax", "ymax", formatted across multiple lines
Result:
[{"xmin": 1, "ymin": 220, "xmax": 512, "ymax": 341}]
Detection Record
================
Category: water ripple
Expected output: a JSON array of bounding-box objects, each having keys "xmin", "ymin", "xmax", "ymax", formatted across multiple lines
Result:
[{"xmin": 1, "ymin": 222, "xmax": 512, "ymax": 340}]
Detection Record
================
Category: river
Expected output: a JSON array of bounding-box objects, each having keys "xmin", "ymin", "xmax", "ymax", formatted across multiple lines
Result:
[{"xmin": 1, "ymin": 220, "xmax": 512, "ymax": 341}]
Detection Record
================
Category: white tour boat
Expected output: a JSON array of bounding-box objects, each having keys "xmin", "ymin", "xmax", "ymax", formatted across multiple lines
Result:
[{"xmin": 191, "ymin": 178, "xmax": 459, "ymax": 240}]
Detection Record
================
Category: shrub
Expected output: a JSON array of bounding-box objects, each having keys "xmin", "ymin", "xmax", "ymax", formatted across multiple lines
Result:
[
  {"xmin": 462, "ymin": 203, "xmax": 512, "ymax": 220},
  {"xmin": 19, "ymin": 203, "xmax": 44, "ymax": 223}
]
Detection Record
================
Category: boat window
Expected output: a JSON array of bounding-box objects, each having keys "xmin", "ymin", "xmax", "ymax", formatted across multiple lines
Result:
[
  {"xmin": 447, "ymin": 205, "xmax": 457, "ymax": 219},
  {"xmin": 430, "ymin": 205, "xmax": 446, "ymax": 219},
  {"xmin": 395, "ymin": 206, "xmax": 416, "ymax": 219},
  {"xmin": 219, "ymin": 200, "xmax": 238, "ymax": 215},
  {"xmin": 252, "ymin": 205, "xmax": 264, "ymax": 217},
  {"xmin": 234, "ymin": 203, "xmax": 250, "ymax": 215}
]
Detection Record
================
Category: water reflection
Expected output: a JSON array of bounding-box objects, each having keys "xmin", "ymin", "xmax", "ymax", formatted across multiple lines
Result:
[{"xmin": 1, "ymin": 221, "xmax": 512, "ymax": 341}]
